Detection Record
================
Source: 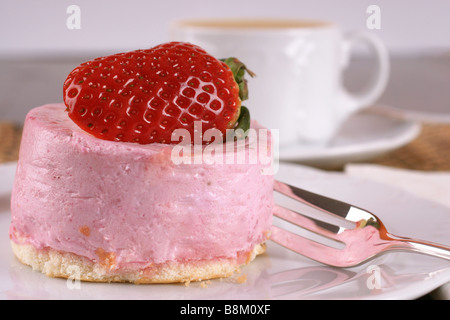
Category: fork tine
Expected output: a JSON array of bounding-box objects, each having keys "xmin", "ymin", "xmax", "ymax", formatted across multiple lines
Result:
[
  {"xmin": 270, "ymin": 225, "xmax": 349, "ymax": 267},
  {"xmin": 274, "ymin": 180, "xmax": 355, "ymax": 229},
  {"xmin": 274, "ymin": 204, "xmax": 342, "ymax": 240}
]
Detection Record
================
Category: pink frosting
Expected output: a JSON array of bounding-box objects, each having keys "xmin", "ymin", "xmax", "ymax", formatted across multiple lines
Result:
[{"xmin": 10, "ymin": 104, "xmax": 274, "ymax": 271}]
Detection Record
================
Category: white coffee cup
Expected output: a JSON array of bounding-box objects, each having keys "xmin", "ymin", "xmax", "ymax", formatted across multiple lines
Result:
[{"xmin": 170, "ymin": 19, "xmax": 390, "ymax": 146}]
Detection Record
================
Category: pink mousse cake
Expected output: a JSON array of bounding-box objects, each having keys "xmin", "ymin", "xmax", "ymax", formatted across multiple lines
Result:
[{"xmin": 9, "ymin": 104, "xmax": 274, "ymax": 283}]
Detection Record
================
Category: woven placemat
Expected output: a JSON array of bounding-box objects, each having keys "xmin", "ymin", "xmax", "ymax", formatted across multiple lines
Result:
[
  {"xmin": 0, "ymin": 122, "xmax": 450, "ymax": 171},
  {"xmin": 0, "ymin": 122, "xmax": 22, "ymax": 164},
  {"xmin": 367, "ymin": 123, "xmax": 450, "ymax": 171}
]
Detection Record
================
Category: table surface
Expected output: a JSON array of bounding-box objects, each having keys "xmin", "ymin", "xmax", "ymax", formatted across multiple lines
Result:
[{"xmin": 0, "ymin": 53, "xmax": 449, "ymax": 299}]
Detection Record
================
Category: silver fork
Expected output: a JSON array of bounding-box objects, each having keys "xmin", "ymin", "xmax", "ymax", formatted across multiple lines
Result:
[{"xmin": 271, "ymin": 180, "xmax": 450, "ymax": 267}]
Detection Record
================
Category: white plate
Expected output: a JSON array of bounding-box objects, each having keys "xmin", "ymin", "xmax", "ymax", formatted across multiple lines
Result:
[
  {"xmin": 1, "ymin": 162, "xmax": 449, "ymax": 300},
  {"xmin": 279, "ymin": 109, "xmax": 421, "ymax": 168}
]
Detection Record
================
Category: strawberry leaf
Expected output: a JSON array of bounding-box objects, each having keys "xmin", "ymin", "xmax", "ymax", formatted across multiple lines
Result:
[
  {"xmin": 220, "ymin": 58, "xmax": 255, "ymax": 101},
  {"xmin": 233, "ymin": 105, "xmax": 250, "ymax": 140}
]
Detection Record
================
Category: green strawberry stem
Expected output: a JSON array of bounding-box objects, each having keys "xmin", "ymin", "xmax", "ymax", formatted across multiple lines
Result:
[
  {"xmin": 234, "ymin": 106, "xmax": 250, "ymax": 135},
  {"xmin": 221, "ymin": 57, "xmax": 255, "ymax": 102},
  {"xmin": 221, "ymin": 58, "xmax": 255, "ymax": 138}
]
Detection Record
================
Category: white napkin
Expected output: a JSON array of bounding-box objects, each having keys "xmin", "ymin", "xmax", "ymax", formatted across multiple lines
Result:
[
  {"xmin": 344, "ymin": 163, "xmax": 450, "ymax": 299},
  {"xmin": 345, "ymin": 164, "xmax": 450, "ymax": 209}
]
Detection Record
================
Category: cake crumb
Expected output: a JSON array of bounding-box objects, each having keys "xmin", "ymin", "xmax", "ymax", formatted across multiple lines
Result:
[
  {"xmin": 184, "ymin": 279, "xmax": 191, "ymax": 287},
  {"xmin": 200, "ymin": 280, "xmax": 211, "ymax": 288},
  {"xmin": 235, "ymin": 274, "xmax": 247, "ymax": 284}
]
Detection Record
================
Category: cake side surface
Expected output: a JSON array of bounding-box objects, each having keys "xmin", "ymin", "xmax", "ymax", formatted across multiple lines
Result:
[{"xmin": 10, "ymin": 104, "xmax": 274, "ymax": 282}]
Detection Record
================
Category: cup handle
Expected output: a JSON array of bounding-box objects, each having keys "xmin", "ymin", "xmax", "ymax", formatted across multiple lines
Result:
[{"xmin": 339, "ymin": 31, "xmax": 390, "ymax": 113}]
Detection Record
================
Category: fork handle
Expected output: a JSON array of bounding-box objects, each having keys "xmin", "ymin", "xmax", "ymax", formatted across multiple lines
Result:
[{"xmin": 387, "ymin": 233, "xmax": 450, "ymax": 261}]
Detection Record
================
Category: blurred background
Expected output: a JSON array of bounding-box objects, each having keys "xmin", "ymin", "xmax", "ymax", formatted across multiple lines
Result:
[
  {"xmin": 1, "ymin": 1, "xmax": 449, "ymax": 300},
  {"xmin": 0, "ymin": 0, "xmax": 449, "ymax": 123}
]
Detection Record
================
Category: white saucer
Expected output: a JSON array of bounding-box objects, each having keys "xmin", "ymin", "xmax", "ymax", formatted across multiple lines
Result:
[
  {"xmin": 1, "ymin": 162, "xmax": 449, "ymax": 300},
  {"xmin": 279, "ymin": 108, "xmax": 421, "ymax": 168}
]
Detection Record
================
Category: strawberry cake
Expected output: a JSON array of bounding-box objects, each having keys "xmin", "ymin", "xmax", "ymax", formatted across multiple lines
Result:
[{"xmin": 9, "ymin": 42, "xmax": 274, "ymax": 283}]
